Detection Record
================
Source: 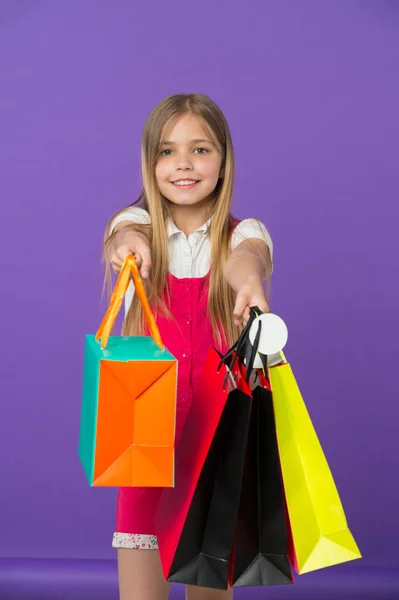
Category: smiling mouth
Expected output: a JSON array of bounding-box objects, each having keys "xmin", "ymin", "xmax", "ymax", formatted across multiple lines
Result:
[{"xmin": 171, "ymin": 179, "xmax": 200, "ymax": 188}]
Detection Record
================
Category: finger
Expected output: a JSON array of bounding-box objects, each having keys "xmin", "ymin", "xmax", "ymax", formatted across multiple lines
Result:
[
  {"xmin": 233, "ymin": 293, "xmax": 249, "ymax": 326},
  {"xmin": 116, "ymin": 246, "xmax": 136, "ymax": 264},
  {"xmin": 112, "ymin": 248, "xmax": 139, "ymax": 276},
  {"xmin": 111, "ymin": 247, "xmax": 135, "ymax": 275},
  {"xmin": 255, "ymin": 299, "xmax": 270, "ymax": 313},
  {"xmin": 131, "ymin": 252, "xmax": 143, "ymax": 270},
  {"xmin": 242, "ymin": 306, "xmax": 251, "ymax": 326},
  {"xmin": 111, "ymin": 254, "xmax": 123, "ymax": 273},
  {"xmin": 134, "ymin": 242, "xmax": 151, "ymax": 278}
]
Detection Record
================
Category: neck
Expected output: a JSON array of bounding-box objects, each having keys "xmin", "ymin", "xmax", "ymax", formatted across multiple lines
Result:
[{"xmin": 171, "ymin": 202, "xmax": 212, "ymax": 236}]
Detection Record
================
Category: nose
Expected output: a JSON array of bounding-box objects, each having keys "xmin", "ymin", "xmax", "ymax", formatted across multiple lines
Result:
[{"xmin": 175, "ymin": 151, "xmax": 193, "ymax": 171}]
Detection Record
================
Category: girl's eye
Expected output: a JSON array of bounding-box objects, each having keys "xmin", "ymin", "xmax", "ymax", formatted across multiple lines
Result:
[
  {"xmin": 194, "ymin": 147, "xmax": 209, "ymax": 155},
  {"xmin": 160, "ymin": 149, "xmax": 173, "ymax": 157}
]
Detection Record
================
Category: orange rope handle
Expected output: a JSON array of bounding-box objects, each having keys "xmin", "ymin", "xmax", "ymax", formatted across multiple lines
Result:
[{"xmin": 95, "ymin": 255, "xmax": 164, "ymax": 351}]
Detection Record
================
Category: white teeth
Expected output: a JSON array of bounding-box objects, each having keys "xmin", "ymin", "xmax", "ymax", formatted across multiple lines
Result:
[{"xmin": 173, "ymin": 180, "xmax": 198, "ymax": 186}]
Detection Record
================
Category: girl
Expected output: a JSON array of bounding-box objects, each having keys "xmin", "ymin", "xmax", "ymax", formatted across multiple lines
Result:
[{"xmin": 104, "ymin": 93, "xmax": 273, "ymax": 600}]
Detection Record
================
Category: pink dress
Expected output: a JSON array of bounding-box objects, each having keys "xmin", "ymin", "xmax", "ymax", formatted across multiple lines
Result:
[{"xmin": 112, "ymin": 272, "xmax": 227, "ymax": 550}]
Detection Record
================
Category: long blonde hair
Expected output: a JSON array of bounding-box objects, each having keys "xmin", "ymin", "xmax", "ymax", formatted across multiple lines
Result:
[{"xmin": 103, "ymin": 93, "xmax": 265, "ymax": 348}]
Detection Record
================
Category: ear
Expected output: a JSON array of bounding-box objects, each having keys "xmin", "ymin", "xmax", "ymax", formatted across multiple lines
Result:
[{"xmin": 219, "ymin": 167, "xmax": 225, "ymax": 179}]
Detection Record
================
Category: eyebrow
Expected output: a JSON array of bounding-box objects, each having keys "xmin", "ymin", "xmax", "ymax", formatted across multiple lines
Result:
[{"xmin": 160, "ymin": 138, "xmax": 214, "ymax": 146}]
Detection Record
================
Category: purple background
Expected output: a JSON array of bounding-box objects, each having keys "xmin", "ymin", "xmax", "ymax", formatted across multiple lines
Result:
[{"xmin": 0, "ymin": 0, "xmax": 398, "ymax": 576}]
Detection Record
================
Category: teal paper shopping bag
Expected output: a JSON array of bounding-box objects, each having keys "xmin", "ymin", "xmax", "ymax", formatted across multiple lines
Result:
[{"xmin": 79, "ymin": 255, "xmax": 177, "ymax": 487}]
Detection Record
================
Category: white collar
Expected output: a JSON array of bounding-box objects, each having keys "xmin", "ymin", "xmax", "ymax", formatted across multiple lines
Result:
[{"xmin": 167, "ymin": 217, "xmax": 211, "ymax": 239}]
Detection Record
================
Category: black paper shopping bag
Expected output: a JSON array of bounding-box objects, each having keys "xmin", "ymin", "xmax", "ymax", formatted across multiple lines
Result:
[
  {"xmin": 166, "ymin": 380, "xmax": 252, "ymax": 590},
  {"xmin": 231, "ymin": 369, "xmax": 293, "ymax": 587}
]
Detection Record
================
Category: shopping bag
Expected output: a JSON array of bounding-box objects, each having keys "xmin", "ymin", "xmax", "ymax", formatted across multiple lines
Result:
[
  {"xmin": 78, "ymin": 254, "xmax": 177, "ymax": 487},
  {"xmin": 156, "ymin": 348, "xmax": 252, "ymax": 590},
  {"xmin": 269, "ymin": 353, "xmax": 362, "ymax": 573},
  {"xmin": 231, "ymin": 368, "xmax": 293, "ymax": 587}
]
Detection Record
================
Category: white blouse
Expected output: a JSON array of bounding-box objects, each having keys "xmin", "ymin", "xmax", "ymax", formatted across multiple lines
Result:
[
  {"xmin": 110, "ymin": 206, "xmax": 280, "ymax": 365},
  {"xmin": 110, "ymin": 206, "xmax": 273, "ymax": 280}
]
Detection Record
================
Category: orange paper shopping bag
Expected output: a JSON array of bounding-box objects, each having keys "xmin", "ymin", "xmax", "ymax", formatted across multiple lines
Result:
[{"xmin": 79, "ymin": 255, "xmax": 177, "ymax": 488}]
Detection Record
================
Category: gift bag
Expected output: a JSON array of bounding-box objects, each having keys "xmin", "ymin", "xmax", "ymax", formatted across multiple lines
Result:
[
  {"xmin": 231, "ymin": 368, "xmax": 293, "ymax": 588},
  {"xmin": 269, "ymin": 353, "xmax": 362, "ymax": 574},
  {"xmin": 157, "ymin": 308, "xmax": 292, "ymax": 591},
  {"xmin": 78, "ymin": 255, "xmax": 177, "ymax": 487},
  {"xmin": 155, "ymin": 346, "xmax": 253, "ymax": 590}
]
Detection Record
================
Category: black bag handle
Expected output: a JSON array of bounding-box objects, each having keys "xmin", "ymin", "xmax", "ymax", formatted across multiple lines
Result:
[{"xmin": 217, "ymin": 307, "xmax": 269, "ymax": 386}]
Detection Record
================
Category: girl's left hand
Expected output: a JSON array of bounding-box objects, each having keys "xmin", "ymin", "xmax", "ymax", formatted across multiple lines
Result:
[{"xmin": 233, "ymin": 275, "xmax": 270, "ymax": 327}]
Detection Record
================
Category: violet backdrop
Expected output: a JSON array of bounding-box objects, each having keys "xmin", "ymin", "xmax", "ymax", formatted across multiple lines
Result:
[{"xmin": 0, "ymin": 0, "xmax": 398, "ymax": 571}]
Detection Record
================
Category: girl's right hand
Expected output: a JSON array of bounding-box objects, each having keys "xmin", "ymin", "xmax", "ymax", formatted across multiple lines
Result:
[{"xmin": 110, "ymin": 227, "xmax": 152, "ymax": 279}]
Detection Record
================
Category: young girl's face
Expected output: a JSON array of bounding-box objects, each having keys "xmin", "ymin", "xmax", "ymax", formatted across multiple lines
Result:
[{"xmin": 155, "ymin": 113, "xmax": 223, "ymax": 209}]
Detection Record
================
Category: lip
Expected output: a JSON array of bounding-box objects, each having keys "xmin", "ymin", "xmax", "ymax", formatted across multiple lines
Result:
[{"xmin": 170, "ymin": 179, "xmax": 200, "ymax": 190}]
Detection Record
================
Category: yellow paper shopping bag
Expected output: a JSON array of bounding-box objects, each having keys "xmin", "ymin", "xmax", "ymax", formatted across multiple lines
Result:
[{"xmin": 269, "ymin": 354, "xmax": 361, "ymax": 574}]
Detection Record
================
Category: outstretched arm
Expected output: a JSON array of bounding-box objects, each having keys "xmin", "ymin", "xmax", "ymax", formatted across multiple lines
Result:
[{"xmin": 223, "ymin": 238, "xmax": 272, "ymax": 326}]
